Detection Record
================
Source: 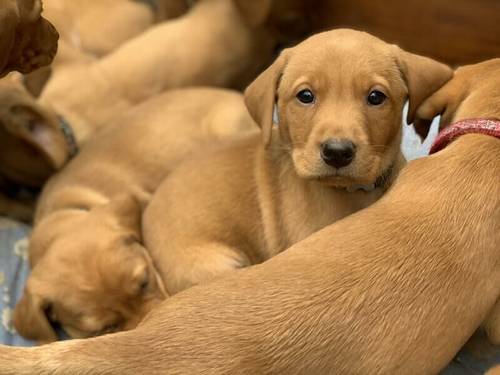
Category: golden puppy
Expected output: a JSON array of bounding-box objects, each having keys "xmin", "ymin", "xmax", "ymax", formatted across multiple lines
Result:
[
  {"xmin": 0, "ymin": 60, "xmax": 497, "ymax": 375},
  {"xmin": 42, "ymin": 0, "xmax": 156, "ymax": 61},
  {"xmin": 143, "ymin": 29, "xmax": 451, "ymax": 295},
  {"xmin": 0, "ymin": 0, "xmax": 58, "ymax": 77},
  {"xmin": 13, "ymin": 88, "xmax": 257, "ymax": 343},
  {"xmin": 0, "ymin": 0, "xmax": 304, "ymax": 206},
  {"xmin": 22, "ymin": 0, "xmax": 173, "ymax": 95},
  {"xmin": 414, "ymin": 58, "xmax": 500, "ymax": 347}
]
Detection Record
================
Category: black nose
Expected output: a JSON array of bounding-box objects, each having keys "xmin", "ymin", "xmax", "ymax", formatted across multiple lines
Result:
[{"xmin": 320, "ymin": 139, "xmax": 356, "ymax": 168}]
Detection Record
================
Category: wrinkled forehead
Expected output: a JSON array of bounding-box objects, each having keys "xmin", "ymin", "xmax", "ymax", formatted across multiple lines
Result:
[{"xmin": 281, "ymin": 31, "xmax": 402, "ymax": 91}]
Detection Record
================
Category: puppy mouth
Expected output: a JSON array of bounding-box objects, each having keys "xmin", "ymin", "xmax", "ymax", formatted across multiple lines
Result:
[
  {"xmin": 302, "ymin": 159, "xmax": 382, "ymax": 188},
  {"xmin": 292, "ymin": 147, "xmax": 385, "ymax": 187}
]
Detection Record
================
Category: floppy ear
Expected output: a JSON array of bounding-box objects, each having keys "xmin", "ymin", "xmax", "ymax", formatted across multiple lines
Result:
[
  {"xmin": 244, "ymin": 50, "xmax": 289, "ymax": 146},
  {"xmin": 97, "ymin": 194, "xmax": 144, "ymax": 238},
  {"xmin": 13, "ymin": 286, "xmax": 57, "ymax": 344},
  {"xmin": 2, "ymin": 103, "xmax": 68, "ymax": 169},
  {"xmin": 396, "ymin": 49, "xmax": 453, "ymax": 137},
  {"xmin": 233, "ymin": 0, "xmax": 273, "ymax": 27},
  {"xmin": 16, "ymin": 0, "xmax": 43, "ymax": 22}
]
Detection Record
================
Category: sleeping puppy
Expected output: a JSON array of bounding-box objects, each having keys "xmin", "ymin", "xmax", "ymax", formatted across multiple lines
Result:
[
  {"xmin": 0, "ymin": 0, "xmax": 58, "ymax": 77},
  {"xmin": 0, "ymin": 0, "xmax": 305, "ymax": 208},
  {"xmin": 143, "ymin": 29, "xmax": 452, "ymax": 294},
  {"xmin": 22, "ymin": 0, "xmax": 169, "ymax": 95},
  {"xmin": 42, "ymin": 0, "xmax": 156, "ymax": 61},
  {"xmin": 12, "ymin": 88, "xmax": 257, "ymax": 344},
  {"xmin": 1, "ymin": 60, "xmax": 498, "ymax": 375},
  {"xmin": 22, "ymin": 0, "xmax": 193, "ymax": 95}
]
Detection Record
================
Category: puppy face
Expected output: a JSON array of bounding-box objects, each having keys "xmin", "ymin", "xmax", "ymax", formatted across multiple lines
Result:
[
  {"xmin": 415, "ymin": 59, "xmax": 500, "ymax": 137},
  {"xmin": 0, "ymin": 76, "xmax": 67, "ymax": 187},
  {"xmin": 14, "ymin": 195, "xmax": 167, "ymax": 343},
  {"xmin": 245, "ymin": 29, "xmax": 453, "ymax": 187}
]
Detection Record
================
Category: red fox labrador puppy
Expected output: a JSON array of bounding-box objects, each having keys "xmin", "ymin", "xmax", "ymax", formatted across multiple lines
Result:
[
  {"xmin": 12, "ymin": 88, "xmax": 257, "ymax": 344},
  {"xmin": 0, "ymin": 0, "xmax": 306, "ymax": 216},
  {"xmin": 0, "ymin": 59, "xmax": 498, "ymax": 375},
  {"xmin": 143, "ymin": 29, "xmax": 451, "ymax": 294}
]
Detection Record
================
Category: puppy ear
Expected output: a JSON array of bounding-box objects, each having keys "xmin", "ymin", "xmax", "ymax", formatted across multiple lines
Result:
[
  {"xmin": 244, "ymin": 50, "xmax": 289, "ymax": 146},
  {"xmin": 2, "ymin": 103, "xmax": 68, "ymax": 169},
  {"xmin": 98, "ymin": 194, "xmax": 143, "ymax": 237},
  {"xmin": 16, "ymin": 0, "xmax": 43, "ymax": 22},
  {"xmin": 13, "ymin": 286, "xmax": 57, "ymax": 344},
  {"xmin": 233, "ymin": 0, "xmax": 273, "ymax": 27},
  {"xmin": 396, "ymin": 49, "xmax": 453, "ymax": 136}
]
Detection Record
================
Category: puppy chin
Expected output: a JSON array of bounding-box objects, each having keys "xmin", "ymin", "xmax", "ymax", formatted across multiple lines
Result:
[{"xmin": 298, "ymin": 164, "xmax": 386, "ymax": 190}]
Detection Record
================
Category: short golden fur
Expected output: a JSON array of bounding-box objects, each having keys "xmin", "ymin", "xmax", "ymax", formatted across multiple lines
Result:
[
  {"xmin": 12, "ymin": 88, "xmax": 257, "ymax": 343},
  {"xmin": 0, "ymin": 0, "xmax": 302, "ymax": 215},
  {"xmin": 0, "ymin": 58, "xmax": 497, "ymax": 375},
  {"xmin": 143, "ymin": 29, "xmax": 451, "ymax": 294}
]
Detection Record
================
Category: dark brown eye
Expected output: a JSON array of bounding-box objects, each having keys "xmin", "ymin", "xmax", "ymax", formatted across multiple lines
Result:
[
  {"xmin": 101, "ymin": 323, "xmax": 120, "ymax": 334},
  {"xmin": 296, "ymin": 89, "xmax": 315, "ymax": 104},
  {"xmin": 367, "ymin": 90, "xmax": 387, "ymax": 106},
  {"xmin": 139, "ymin": 279, "xmax": 149, "ymax": 293}
]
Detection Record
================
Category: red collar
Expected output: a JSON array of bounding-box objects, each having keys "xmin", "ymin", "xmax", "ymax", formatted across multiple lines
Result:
[{"xmin": 429, "ymin": 118, "xmax": 500, "ymax": 154}]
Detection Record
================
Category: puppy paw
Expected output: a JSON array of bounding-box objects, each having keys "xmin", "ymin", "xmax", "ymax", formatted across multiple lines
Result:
[{"xmin": 166, "ymin": 243, "xmax": 251, "ymax": 295}]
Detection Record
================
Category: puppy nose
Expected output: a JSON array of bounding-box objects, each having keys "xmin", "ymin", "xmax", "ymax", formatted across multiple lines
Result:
[{"xmin": 320, "ymin": 139, "xmax": 356, "ymax": 168}]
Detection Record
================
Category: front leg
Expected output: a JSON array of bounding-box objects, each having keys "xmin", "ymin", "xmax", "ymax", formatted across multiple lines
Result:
[{"xmin": 162, "ymin": 242, "xmax": 251, "ymax": 295}]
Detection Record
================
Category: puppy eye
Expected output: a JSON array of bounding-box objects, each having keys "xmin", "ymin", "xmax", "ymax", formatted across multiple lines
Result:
[
  {"xmin": 139, "ymin": 279, "xmax": 149, "ymax": 293},
  {"xmin": 103, "ymin": 323, "xmax": 120, "ymax": 333},
  {"xmin": 296, "ymin": 89, "xmax": 315, "ymax": 104},
  {"xmin": 367, "ymin": 90, "xmax": 387, "ymax": 106}
]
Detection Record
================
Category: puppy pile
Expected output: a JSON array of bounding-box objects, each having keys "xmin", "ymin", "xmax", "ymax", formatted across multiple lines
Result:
[{"xmin": 0, "ymin": 0, "xmax": 498, "ymax": 374}]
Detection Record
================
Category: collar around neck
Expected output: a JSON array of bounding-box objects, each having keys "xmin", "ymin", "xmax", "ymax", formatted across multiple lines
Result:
[
  {"xmin": 429, "ymin": 118, "xmax": 500, "ymax": 155},
  {"xmin": 58, "ymin": 115, "xmax": 78, "ymax": 159},
  {"xmin": 346, "ymin": 164, "xmax": 394, "ymax": 193}
]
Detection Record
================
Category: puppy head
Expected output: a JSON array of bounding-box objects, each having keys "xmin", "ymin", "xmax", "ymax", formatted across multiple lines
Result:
[
  {"xmin": 0, "ymin": 76, "xmax": 68, "ymax": 187},
  {"xmin": 245, "ymin": 29, "xmax": 452, "ymax": 187},
  {"xmin": 415, "ymin": 59, "xmax": 500, "ymax": 138},
  {"xmin": 14, "ymin": 195, "xmax": 167, "ymax": 343}
]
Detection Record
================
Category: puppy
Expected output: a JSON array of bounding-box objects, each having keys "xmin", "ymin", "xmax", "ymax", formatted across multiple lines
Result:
[
  {"xmin": 0, "ymin": 0, "xmax": 302, "ymax": 200},
  {"xmin": 143, "ymin": 29, "xmax": 451, "ymax": 295},
  {"xmin": 42, "ymin": 0, "xmax": 156, "ymax": 61},
  {"xmin": 13, "ymin": 88, "xmax": 257, "ymax": 343},
  {"xmin": 22, "ymin": 0, "xmax": 171, "ymax": 95},
  {"xmin": 414, "ymin": 58, "xmax": 500, "ymax": 346},
  {"xmin": 0, "ymin": 0, "xmax": 58, "ymax": 77},
  {"xmin": 0, "ymin": 59, "xmax": 497, "ymax": 375}
]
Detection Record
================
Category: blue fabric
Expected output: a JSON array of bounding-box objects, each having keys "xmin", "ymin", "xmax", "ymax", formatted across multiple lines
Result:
[
  {"xmin": 0, "ymin": 218, "xmax": 34, "ymax": 347},
  {"xmin": 0, "ymin": 114, "xmax": 497, "ymax": 373}
]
